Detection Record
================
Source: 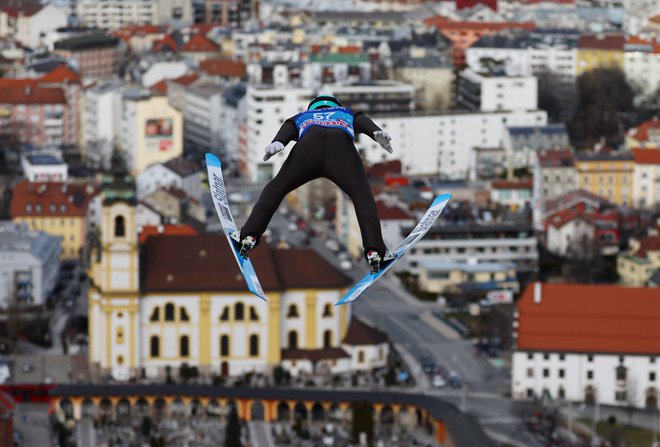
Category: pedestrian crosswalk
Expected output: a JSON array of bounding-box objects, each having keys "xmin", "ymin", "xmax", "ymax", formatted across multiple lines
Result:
[
  {"xmin": 479, "ymin": 416, "xmax": 523, "ymax": 425},
  {"xmin": 426, "ymin": 389, "xmax": 502, "ymax": 400}
]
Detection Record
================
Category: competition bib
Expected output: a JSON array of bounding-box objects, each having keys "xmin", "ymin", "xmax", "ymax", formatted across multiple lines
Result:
[{"xmin": 294, "ymin": 107, "xmax": 355, "ymax": 139}]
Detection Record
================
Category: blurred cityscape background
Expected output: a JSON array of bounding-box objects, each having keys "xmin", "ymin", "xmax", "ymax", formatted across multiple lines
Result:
[{"xmin": 0, "ymin": 0, "xmax": 659, "ymax": 445}]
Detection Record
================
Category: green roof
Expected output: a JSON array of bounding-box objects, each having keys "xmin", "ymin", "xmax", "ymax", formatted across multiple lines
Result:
[{"xmin": 310, "ymin": 53, "xmax": 368, "ymax": 64}]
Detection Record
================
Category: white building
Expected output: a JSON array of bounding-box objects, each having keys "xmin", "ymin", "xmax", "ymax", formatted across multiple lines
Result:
[
  {"xmin": 220, "ymin": 84, "xmax": 247, "ymax": 162},
  {"xmin": 631, "ymin": 148, "xmax": 660, "ymax": 209},
  {"xmin": 83, "ymin": 81, "xmax": 124, "ymax": 169},
  {"xmin": 456, "ymin": 68, "xmax": 538, "ymax": 113},
  {"xmin": 137, "ymin": 157, "xmax": 203, "ymax": 201},
  {"xmin": 513, "ymin": 283, "xmax": 660, "ymax": 409},
  {"xmin": 184, "ymin": 82, "xmax": 224, "ymax": 155},
  {"xmin": 0, "ymin": 222, "xmax": 61, "ymax": 308},
  {"xmin": 0, "ymin": 4, "xmax": 68, "ymax": 49},
  {"xmin": 21, "ymin": 153, "xmax": 68, "ymax": 182},
  {"xmin": 545, "ymin": 212, "xmax": 595, "ymax": 258},
  {"xmin": 76, "ymin": 0, "xmax": 192, "ymax": 29},
  {"xmin": 624, "ymin": 39, "xmax": 660, "ymax": 102}
]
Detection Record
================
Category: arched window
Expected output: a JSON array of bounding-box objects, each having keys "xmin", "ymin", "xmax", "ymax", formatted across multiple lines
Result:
[
  {"xmin": 180, "ymin": 307, "xmax": 189, "ymax": 321},
  {"xmin": 288, "ymin": 331, "xmax": 298, "ymax": 350},
  {"xmin": 249, "ymin": 306, "xmax": 259, "ymax": 321},
  {"xmin": 220, "ymin": 335, "xmax": 230, "ymax": 357},
  {"xmin": 322, "ymin": 304, "xmax": 332, "ymax": 318},
  {"xmin": 287, "ymin": 304, "xmax": 299, "ymax": 318},
  {"xmin": 235, "ymin": 302, "xmax": 244, "ymax": 321},
  {"xmin": 220, "ymin": 307, "xmax": 229, "ymax": 321},
  {"xmin": 358, "ymin": 350, "xmax": 365, "ymax": 363},
  {"xmin": 149, "ymin": 307, "xmax": 160, "ymax": 322},
  {"xmin": 323, "ymin": 330, "xmax": 332, "ymax": 349},
  {"xmin": 165, "ymin": 303, "xmax": 175, "ymax": 321},
  {"xmin": 150, "ymin": 336, "xmax": 160, "ymax": 357},
  {"xmin": 114, "ymin": 215, "xmax": 125, "ymax": 237},
  {"xmin": 180, "ymin": 335, "xmax": 189, "ymax": 357},
  {"xmin": 249, "ymin": 334, "xmax": 259, "ymax": 356},
  {"xmin": 116, "ymin": 327, "xmax": 124, "ymax": 344}
]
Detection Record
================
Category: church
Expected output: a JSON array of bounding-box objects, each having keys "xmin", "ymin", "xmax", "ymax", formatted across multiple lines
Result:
[{"xmin": 87, "ymin": 170, "xmax": 389, "ymax": 381}]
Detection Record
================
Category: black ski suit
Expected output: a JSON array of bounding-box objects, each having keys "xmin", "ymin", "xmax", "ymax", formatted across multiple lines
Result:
[{"xmin": 241, "ymin": 108, "xmax": 388, "ymax": 258}]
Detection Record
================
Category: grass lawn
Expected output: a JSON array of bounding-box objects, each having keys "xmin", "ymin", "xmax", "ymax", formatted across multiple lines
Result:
[{"xmin": 578, "ymin": 419, "xmax": 655, "ymax": 447}]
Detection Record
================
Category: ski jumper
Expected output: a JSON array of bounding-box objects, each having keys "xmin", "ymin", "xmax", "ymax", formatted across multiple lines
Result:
[{"xmin": 241, "ymin": 107, "xmax": 388, "ymax": 257}]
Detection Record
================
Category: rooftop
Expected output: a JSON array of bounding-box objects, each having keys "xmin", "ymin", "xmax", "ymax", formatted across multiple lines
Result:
[
  {"xmin": 0, "ymin": 222, "xmax": 60, "ymax": 257},
  {"xmin": 342, "ymin": 318, "xmax": 388, "ymax": 346},
  {"xmin": 25, "ymin": 154, "xmax": 64, "ymax": 166},
  {"xmin": 54, "ymin": 33, "xmax": 119, "ymax": 51},
  {"xmin": 10, "ymin": 180, "xmax": 98, "ymax": 218},
  {"xmin": 517, "ymin": 283, "xmax": 660, "ymax": 355}
]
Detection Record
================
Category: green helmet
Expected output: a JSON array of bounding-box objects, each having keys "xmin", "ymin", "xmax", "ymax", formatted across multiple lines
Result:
[{"xmin": 307, "ymin": 95, "xmax": 342, "ymax": 110}]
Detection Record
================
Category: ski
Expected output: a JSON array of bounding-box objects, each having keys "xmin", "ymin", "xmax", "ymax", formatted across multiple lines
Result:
[
  {"xmin": 205, "ymin": 153, "xmax": 267, "ymax": 301},
  {"xmin": 335, "ymin": 193, "xmax": 452, "ymax": 306}
]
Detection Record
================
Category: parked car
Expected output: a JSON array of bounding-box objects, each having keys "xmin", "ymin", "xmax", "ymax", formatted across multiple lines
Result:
[
  {"xmin": 432, "ymin": 374, "xmax": 446, "ymax": 388},
  {"xmin": 448, "ymin": 371, "xmax": 462, "ymax": 389},
  {"xmin": 420, "ymin": 356, "xmax": 436, "ymax": 374},
  {"xmin": 325, "ymin": 239, "xmax": 341, "ymax": 253},
  {"xmin": 339, "ymin": 260, "xmax": 353, "ymax": 271},
  {"xmin": 20, "ymin": 363, "xmax": 34, "ymax": 373}
]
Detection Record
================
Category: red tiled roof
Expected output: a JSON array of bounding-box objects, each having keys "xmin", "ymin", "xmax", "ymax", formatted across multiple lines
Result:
[
  {"xmin": 538, "ymin": 149, "xmax": 575, "ymax": 167},
  {"xmin": 11, "ymin": 181, "xmax": 98, "ymax": 218},
  {"xmin": 632, "ymin": 148, "xmax": 660, "ymax": 164},
  {"xmin": 517, "ymin": 283, "xmax": 660, "ymax": 355},
  {"xmin": 192, "ymin": 23, "xmax": 220, "ymax": 35},
  {"xmin": 366, "ymin": 159, "xmax": 402, "ymax": 179},
  {"xmin": 40, "ymin": 65, "xmax": 81, "ymax": 83},
  {"xmin": 138, "ymin": 224, "xmax": 198, "ymax": 245},
  {"xmin": 152, "ymin": 34, "xmax": 179, "ymax": 52},
  {"xmin": 181, "ymin": 34, "xmax": 220, "ymax": 52},
  {"xmin": 338, "ymin": 45, "xmax": 361, "ymax": 54},
  {"xmin": 142, "ymin": 235, "xmax": 352, "ymax": 292},
  {"xmin": 491, "ymin": 179, "xmax": 532, "ymax": 190},
  {"xmin": 150, "ymin": 79, "xmax": 168, "ymax": 95},
  {"xmin": 424, "ymin": 16, "xmax": 535, "ymax": 32},
  {"xmin": 114, "ymin": 23, "xmax": 163, "ymax": 37},
  {"xmin": 633, "ymin": 236, "xmax": 660, "ymax": 258},
  {"xmin": 342, "ymin": 318, "xmax": 388, "ymax": 345},
  {"xmin": 626, "ymin": 36, "xmax": 652, "ymax": 46},
  {"xmin": 629, "ymin": 118, "xmax": 660, "ymax": 142},
  {"xmin": 0, "ymin": 85, "xmax": 65, "ymax": 104},
  {"xmin": 2, "ymin": 3, "xmax": 43, "ymax": 17},
  {"xmin": 545, "ymin": 209, "xmax": 592, "ymax": 229},
  {"xmin": 649, "ymin": 14, "xmax": 660, "ymax": 25},
  {"xmin": 376, "ymin": 201, "xmax": 412, "ymax": 220},
  {"xmin": 544, "ymin": 189, "xmax": 613, "ymax": 215},
  {"xmin": 199, "ymin": 58, "xmax": 247, "ymax": 78},
  {"xmin": 281, "ymin": 348, "xmax": 350, "ymax": 361},
  {"xmin": 169, "ymin": 73, "xmax": 199, "ymax": 86},
  {"xmin": 578, "ymin": 34, "xmax": 625, "ymax": 51}
]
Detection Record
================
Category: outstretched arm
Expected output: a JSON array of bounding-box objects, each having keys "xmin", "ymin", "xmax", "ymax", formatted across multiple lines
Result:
[
  {"xmin": 354, "ymin": 112, "xmax": 393, "ymax": 153},
  {"xmin": 264, "ymin": 116, "xmax": 298, "ymax": 161}
]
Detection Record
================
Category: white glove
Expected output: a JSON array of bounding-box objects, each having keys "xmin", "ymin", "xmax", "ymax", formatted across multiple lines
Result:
[
  {"xmin": 374, "ymin": 130, "xmax": 393, "ymax": 153},
  {"xmin": 263, "ymin": 141, "xmax": 285, "ymax": 161}
]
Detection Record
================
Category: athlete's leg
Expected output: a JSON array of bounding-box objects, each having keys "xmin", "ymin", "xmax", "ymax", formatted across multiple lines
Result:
[
  {"xmin": 241, "ymin": 132, "xmax": 322, "ymax": 244},
  {"xmin": 322, "ymin": 130, "xmax": 387, "ymax": 257}
]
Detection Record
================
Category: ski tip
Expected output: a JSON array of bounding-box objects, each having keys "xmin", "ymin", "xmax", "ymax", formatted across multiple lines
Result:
[
  {"xmin": 205, "ymin": 153, "xmax": 221, "ymax": 167},
  {"xmin": 433, "ymin": 193, "xmax": 452, "ymax": 205}
]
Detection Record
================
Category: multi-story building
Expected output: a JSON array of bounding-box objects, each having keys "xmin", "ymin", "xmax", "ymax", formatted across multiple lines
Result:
[
  {"xmin": 88, "ymin": 177, "xmax": 387, "ymax": 381},
  {"xmin": 0, "ymin": 3, "xmax": 68, "ymax": 48},
  {"xmin": 617, "ymin": 236, "xmax": 660, "ymax": 286},
  {"xmin": 21, "ymin": 153, "xmax": 68, "ymax": 182},
  {"xmin": 120, "ymin": 90, "xmax": 183, "ymax": 176},
  {"xmin": 576, "ymin": 34, "xmax": 625, "ymax": 75},
  {"xmin": 456, "ymin": 68, "xmax": 538, "ymax": 112},
  {"xmin": 219, "ymin": 83, "xmax": 246, "ymax": 162},
  {"xmin": 502, "ymin": 124, "xmax": 570, "ymax": 173},
  {"xmin": 404, "ymin": 223, "xmax": 538, "ymax": 283},
  {"xmin": 54, "ymin": 32, "xmax": 120, "ymax": 79},
  {"xmin": 417, "ymin": 261, "xmax": 518, "ymax": 295},
  {"xmin": 392, "ymin": 50, "xmax": 454, "ymax": 110},
  {"xmin": 136, "ymin": 157, "xmax": 203, "ymax": 201},
  {"xmin": 180, "ymin": 34, "xmax": 221, "ymax": 63},
  {"xmin": 624, "ymin": 37, "xmax": 660, "ymax": 100},
  {"xmin": 631, "ymin": 149, "xmax": 660, "ymax": 209},
  {"xmin": 0, "ymin": 222, "xmax": 61, "ymax": 308},
  {"xmin": 544, "ymin": 210, "xmax": 596, "ymax": 258},
  {"xmin": 490, "ymin": 180, "xmax": 532, "ymax": 210},
  {"xmin": 10, "ymin": 180, "xmax": 99, "ymax": 259},
  {"xmin": 82, "ymin": 81, "xmax": 124, "ymax": 169},
  {"xmin": 77, "ymin": 0, "xmax": 192, "ymax": 29},
  {"xmin": 532, "ymin": 149, "xmax": 577, "ymax": 230},
  {"xmin": 204, "ymin": 0, "xmax": 258, "ymax": 27},
  {"xmin": 184, "ymin": 81, "xmax": 223, "ymax": 155},
  {"xmin": 575, "ymin": 150, "xmax": 634, "ymax": 206},
  {"xmin": 513, "ymin": 283, "xmax": 660, "ymax": 408}
]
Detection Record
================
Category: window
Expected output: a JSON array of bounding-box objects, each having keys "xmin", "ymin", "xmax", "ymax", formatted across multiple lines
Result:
[
  {"xmin": 527, "ymin": 353, "xmax": 534, "ymax": 360},
  {"xmin": 114, "ymin": 215, "xmax": 125, "ymax": 237},
  {"xmin": 616, "ymin": 365, "xmax": 627, "ymax": 381},
  {"xmin": 288, "ymin": 331, "xmax": 298, "ymax": 349},
  {"xmin": 587, "ymin": 370, "xmax": 593, "ymax": 380},
  {"xmin": 150, "ymin": 336, "xmax": 160, "ymax": 357},
  {"xmin": 180, "ymin": 335, "xmax": 189, "ymax": 357},
  {"xmin": 116, "ymin": 327, "xmax": 124, "ymax": 344},
  {"xmin": 358, "ymin": 350, "xmax": 365, "ymax": 363},
  {"xmin": 150, "ymin": 307, "xmax": 160, "ymax": 322},
  {"xmin": 543, "ymin": 368, "xmax": 549, "ymax": 378},
  {"xmin": 559, "ymin": 354, "xmax": 565, "ymax": 361},
  {"xmin": 165, "ymin": 303, "xmax": 175, "ymax": 321},
  {"xmin": 615, "ymin": 390, "xmax": 627, "ymax": 402},
  {"xmin": 234, "ymin": 302, "xmax": 244, "ymax": 321},
  {"xmin": 558, "ymin": 387, "xmax": 565, "ymax": 399},
  {"xmin": 249, "ymin": 334, "xmax": 259, "ymax": 356},
  {"xmin": 543, "ymin": 353, "xmax": 550, "ymax": 360},
  {"xmin": 322, "ymin": 304, "xmax": 332, "ymax": 318},
  {"xmin": 249, "ymin": 306, "xmax": 258, "ymax": 321},
  {"xmin": 559, "ymin": 369, "xmax": 565, "ymax": 378},
  {"xmin": 651, "ymin": 372, "xmax": 656, "ymax": 382},
  {"xmin": 651, "ymin": 357, "xmax": 656, "ymax": 364},
  {"xmin": 527, "ymin": 368, "xmax": 534, "ymax": 378},
  {"xmin": 220, "ymin": 307, "xmax": 229, "ymax": 321},
  {"xmin": 180, "ymin": 307, "xmax": 189, "ymax": 321},
  {"xmin": 323, "ymin": 330, "xmax": 332, "ymax": 349},
  {"xmin": 587, "ymin": 355, "xmax": 593, "ymax": 362},
  {"xmin": 220, "ymin": 335, "xmax": 230, "ymax": 356},
  {"xmin": 287, "ymin": 304, "xmax": 299, "ymax": 318}
]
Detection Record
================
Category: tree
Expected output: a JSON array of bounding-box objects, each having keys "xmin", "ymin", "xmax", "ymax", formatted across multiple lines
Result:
[
  {"xmin": 571, "ymin": 67, "xmax": 634, "ymax": 147},
  {"xmin": 224, "ymin": 404, "xmax": 242, "ymax": 447},
  {"xmin": 537, "ymin": 71, "xmax": 575, "ymax": 122},
  {"xmin": 351, "ymin": 402, "xmax": 374, "ymax": 445},
  {"xmin": 179, "ymin": 363, "xmax": 191, "ymax": 382}
]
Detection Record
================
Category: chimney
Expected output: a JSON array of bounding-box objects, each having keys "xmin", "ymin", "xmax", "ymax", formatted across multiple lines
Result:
[{"xmin": 533, "ymin": 282, "xmax": 542, "ymax": 304}]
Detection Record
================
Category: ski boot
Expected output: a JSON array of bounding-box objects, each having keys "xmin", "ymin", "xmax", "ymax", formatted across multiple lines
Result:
[
  {"xmin": 230, "ymin": 231, "xmax": 257, "ymax": 259},
  {"xmin": 366, "ymin": 249, "xmax": 396, "ymax": 275}
]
